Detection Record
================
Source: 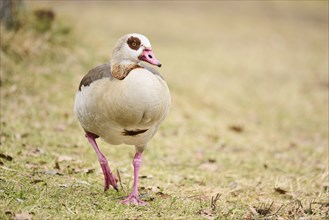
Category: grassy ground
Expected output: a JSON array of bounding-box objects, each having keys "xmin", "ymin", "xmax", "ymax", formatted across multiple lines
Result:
[{"xmin": 1, "ymin": 1, "xmax": 328, "ymax": 219}]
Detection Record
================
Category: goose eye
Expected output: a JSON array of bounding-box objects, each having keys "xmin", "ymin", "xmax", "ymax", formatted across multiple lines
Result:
[{"xmin": 127, "ymin": 36, "xmax": 141, "ymax": 50}]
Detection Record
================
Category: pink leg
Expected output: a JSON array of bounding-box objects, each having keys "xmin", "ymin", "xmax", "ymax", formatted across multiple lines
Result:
[
  {"xmin": 85, "ymin": 132, "xmax": 118, "ymax": 191},
  {"xmin": 121, "ymin": 152, "xmax": 147, "ymax": 205}
]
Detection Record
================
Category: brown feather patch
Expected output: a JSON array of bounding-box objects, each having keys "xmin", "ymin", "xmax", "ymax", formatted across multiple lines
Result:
[
  {"xmin": 111, "ymin": 64, "xmax": 143, "ymax": 80},
  {"xmin": 127, "ymin": 36, "xmax": 141, "ymax": 50},
  {"xmin": 79, "ymin": 63, "xmax": 113, "ymax": 90},
  {"xmin": 122, "ymin": 129, "xmax": 148, "ymax": 136}
]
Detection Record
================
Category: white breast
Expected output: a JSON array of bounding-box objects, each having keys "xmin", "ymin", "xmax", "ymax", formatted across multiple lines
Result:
[{"xmin": 74, "ymin": 68, "xmax": 171, "ymax": 146}]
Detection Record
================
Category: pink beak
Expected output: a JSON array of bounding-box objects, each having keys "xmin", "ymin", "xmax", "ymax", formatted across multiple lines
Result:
[{"xmin": 140, "ymin": 48, "xmax": 162, "ymax": 67}]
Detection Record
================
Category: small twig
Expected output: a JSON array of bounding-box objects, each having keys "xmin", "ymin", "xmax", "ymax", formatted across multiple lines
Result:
[
  {"xmin": 182, "ymin": 194, "xmax": 205, "ymax": 199},
  {"xmin": 267, "ymin": 201, "xmax": 274, "ymax": 211},
  {"xmin": 269, "ymin": 200, "xmax": 300, "ymax": 217},
  {"xmin": 116, "ymin": 169, "xmax": 125, "ymax": 193},
  {"xmin": 271, "ymin": 204, "xmax": 285, "ymax": 217},
  {"xmin": 211, "ymin": 193, "xmax": 221, "ymax": 211},
  {"xmin": 296, "ymin": 199, "xmax": 303, "ymax": 213},
  {"xmin": 62, "ymin": 203, "xmax": 75, "ymax": 215}
]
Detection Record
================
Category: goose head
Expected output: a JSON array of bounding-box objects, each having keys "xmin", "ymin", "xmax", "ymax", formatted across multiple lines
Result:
[{"xmin": 111, "ymin": 33, "xmax": 161, "ymax": 68}]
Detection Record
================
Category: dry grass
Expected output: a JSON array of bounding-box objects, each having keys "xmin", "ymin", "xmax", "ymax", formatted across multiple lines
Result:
[{"xmin": 1, "ymin": 1, "xmax": 328, "ymax": 219}]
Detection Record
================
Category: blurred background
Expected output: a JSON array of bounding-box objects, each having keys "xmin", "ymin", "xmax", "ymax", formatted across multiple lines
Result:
[{"xmin": 1, "ymin": 1, "xmax": 328, "ymax": 219}]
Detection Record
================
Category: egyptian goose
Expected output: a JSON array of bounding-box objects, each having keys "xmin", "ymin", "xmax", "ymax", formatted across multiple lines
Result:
[{"xmin": 74, "ymin": 33, "xmax": 171, "ymax": 205}]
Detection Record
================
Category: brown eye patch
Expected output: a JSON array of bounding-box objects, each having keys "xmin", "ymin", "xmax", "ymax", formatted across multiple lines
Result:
[{"xmin": 127, "ymin": 36, "xmax": 141, "ymax": 50}]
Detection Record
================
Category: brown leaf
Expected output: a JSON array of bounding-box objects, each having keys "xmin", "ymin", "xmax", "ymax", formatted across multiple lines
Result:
[
  {"xmin": 73, "ymin": 168, "xmax": 94, "ymax": 174},
  {"xmin": 289, "ymin": 142, "xmax": 298, "ymax": 148},
  {"xmin": 254, "ymin": 201, "xmax": 274, "ymax": 216},
  {"xmin": 148, "ymin": 186, "xmax": 161, "ymax": 193},
  {"xmin": 5, "ymin": 210, "xmax": 13, "ymax": 216},
  {"xmin": 156, "ymin": 191, "xmax": 171, "ymax": 199},
  {"xmin": 229, "ymin": 125, "xmax": 244, "ymax": 133},
  {"xmin": 14, "ymin": 212, "xmax": 32, "ymax": 220},
  {"xmin": 0, "ymin": 153, "xmax": 13, "ymax": 161},
  {"xmin": 54, "ymin": 162, "xmax": 61, "ymax": 170},
  {"xmin": 25, "ymin": 148, "xmax": 45, "ymax": 157},
  {"xmin": 256, "ymin": 208, "xmax": 271, "ymax": 216},
  {"xmin": 140, "ymin": 175, "xmax": 153, "ymax": 179},
  {"xmin": 31, "ymin": 179, "xmax": 43, "ymax": 184},
  {"xmin": 274, "ymin": 187, "xmax": 288, "ymax": 194}
]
